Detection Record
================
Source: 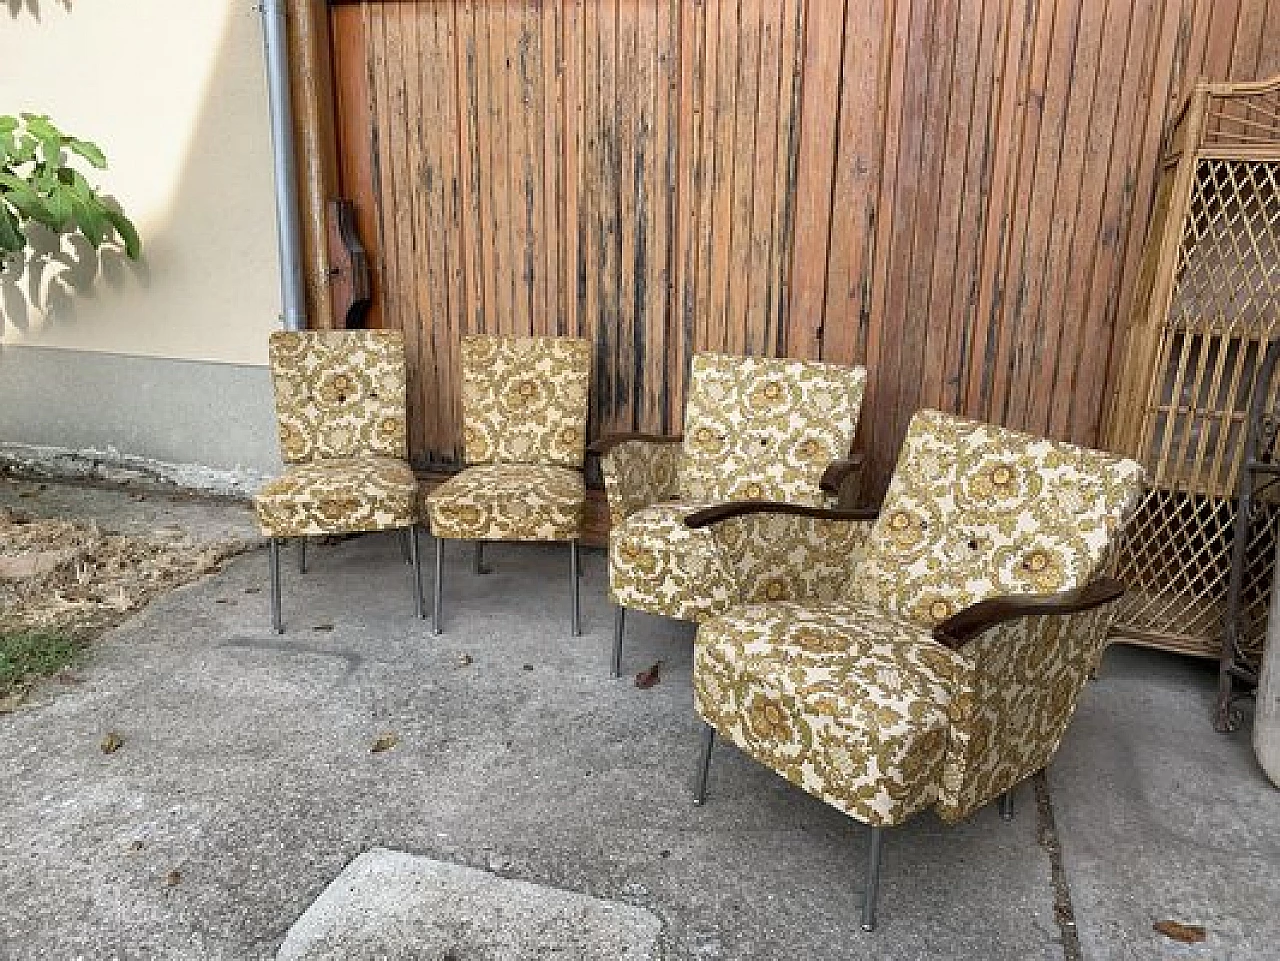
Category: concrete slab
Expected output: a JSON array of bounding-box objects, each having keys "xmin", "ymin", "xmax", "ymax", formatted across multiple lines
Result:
[
  {"xmin": 1050, "ymin": 644, "xmax": 1280, "ymax": 961},
  {"xmin": 275, "ymin": 848, "xmax": 661, "ymax": 960}
]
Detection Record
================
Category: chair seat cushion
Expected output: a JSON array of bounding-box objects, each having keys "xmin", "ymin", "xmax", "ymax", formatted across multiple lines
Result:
[
  {"xmin": 254, "ymin": 458, "xmax": 419, "ymax": 538},
  {"xmin": 608, "ymin": 500, "xmax": 738, "ymax": 622},
  {"xmin": 693, "ymin": 601, "xmax": 969, "ymax": 826},
  {"xmin": 427, "ymin": 464, "xmax": 585, "ymax": 541}
]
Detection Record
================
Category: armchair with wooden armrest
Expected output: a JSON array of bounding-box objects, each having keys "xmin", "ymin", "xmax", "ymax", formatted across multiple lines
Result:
[
  {"xmin": 683, "ymin": 410, "xmax": 1145, "ymax": 931},
  {"xmin": 589, "ymin": 353, "xmax": 867, "ymax": 677}
]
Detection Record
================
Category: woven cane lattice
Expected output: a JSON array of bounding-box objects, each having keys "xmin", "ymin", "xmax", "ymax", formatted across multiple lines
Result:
[{"xmin": 1109, "ymin": 79, "xmax": 1280, "ymax": 659}]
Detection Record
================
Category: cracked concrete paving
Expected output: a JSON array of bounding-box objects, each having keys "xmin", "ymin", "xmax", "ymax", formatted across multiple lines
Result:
[{"xmin": 0, "ymin": 479, "xmax": 1276, "ymax": 959}]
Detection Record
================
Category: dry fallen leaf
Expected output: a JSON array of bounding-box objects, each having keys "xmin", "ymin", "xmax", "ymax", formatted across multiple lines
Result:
[
  {"xmin": 635, "ymin": 662, "xmax": 663, "ymax": 690},
  {"xmin": 0, "ymin": 689, "xmax": 28, "ymax": 715},
  {"xmin": 371, "ymin": 732, "xmax": 400, "ymax": 754},
  {"xmin": 1153, "ymin": 920, "xmax": 1206, "ymax": 944},
  {"xmin": 312, "ymin": 623, "xmax": 335, "ymax": 633},
  {"xmin": 129, "ymin": 840, "xmax": 145, "ymax": 853},
  {"xmin": 164, "ymin": 869, "xmax": 182, "ymax": 887},
  {"xmin": 100, "ymin": 732, "xmax": 124, "ymax": 754},
  {"xmin": 455, "ymin": 652, "xmax": 474, "ymax": 667}
]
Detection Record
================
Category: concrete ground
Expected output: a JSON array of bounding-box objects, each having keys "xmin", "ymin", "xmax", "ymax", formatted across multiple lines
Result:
[{"xmin": 0, "ymin": 479, "xmax": 1277, "ymax": 960}]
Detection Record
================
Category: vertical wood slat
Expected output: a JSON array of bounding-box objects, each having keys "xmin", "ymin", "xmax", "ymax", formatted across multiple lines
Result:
[{"xmin": 331, "ymin": 0, "xmax": 1280, "ymax": 492}]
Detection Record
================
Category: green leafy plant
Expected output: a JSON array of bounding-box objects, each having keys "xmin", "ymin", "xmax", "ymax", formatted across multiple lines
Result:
[
  {"xmin": 0, "ymin": 113, "xmax": 139, "ymax": 264},
  {"xmin": 0, "ymin": 629, "xmax": 82, "ymax": 697}
]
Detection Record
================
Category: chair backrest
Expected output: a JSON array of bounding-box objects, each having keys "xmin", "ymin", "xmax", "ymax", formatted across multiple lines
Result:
[
  {"xmin": 677, "ymin": 353, "xmax": 866, "ymax": 505},
  {"xmin": 268, "ymin": 330, "xmax": 408, "ymax": 464},
  {"xmin": 460, "ymin": 335, "xmax": 591, "ymax": 469},
  {"xmin": 850, "ymin": 410, "xmax": 1145, "ymax": 626}
]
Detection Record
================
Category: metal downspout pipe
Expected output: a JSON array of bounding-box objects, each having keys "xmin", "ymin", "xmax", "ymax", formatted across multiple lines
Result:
[{"xmin": 260, "ymin": 0, "xmax": 307, "ymax": 331}]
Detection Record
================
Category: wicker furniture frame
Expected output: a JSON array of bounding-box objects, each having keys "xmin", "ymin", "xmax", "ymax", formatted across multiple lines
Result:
[{"xmin": 1106, "ymin": 74, "xmax": 1280, "ymax": 667}]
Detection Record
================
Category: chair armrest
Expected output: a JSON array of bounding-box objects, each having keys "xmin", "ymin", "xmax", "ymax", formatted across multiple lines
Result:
[
  {"xmin": 819, "ymin": 453, "xmax": 865, "ymax": 496},
  {"xmin": 685, "ymin": 500, "xmax": 880, "ymax": 530},
  {"xmin": 932, "ymin": 577, "xmax": 1125, "ymax": 650},
  {"xmin": 588, "ymin": 432, "xmax": 684, "ymax": 457}
]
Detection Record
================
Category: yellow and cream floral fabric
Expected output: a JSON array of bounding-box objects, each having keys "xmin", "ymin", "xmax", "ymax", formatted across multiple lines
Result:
[
  {"xmin": 255, "ymin": 458, "xmax": 419, "ymax": 538},
  {"xmin": 677, "ymin": 354, "xmax": 866, "ymax": 505},
  {"xmin": 711, "ymin": 512, "xmax": 875, "ymax": 606},
  {"xmin": 936, "ymin": 606, "xmax": 1112, "ymax": 822},
  {"xmin": 849, "ymin": 410, "xmax": 1145, "ymax": 627},
  {"xmin": 600, "ymin": 439, "xmax": 682, "ymax": 528},
  {"xmin": 460, "ymin": 336, "xmax": 591, "ymax": 469},
  {"xmin": 694, "ymin": 601, "xmax": 966, "ymax": 826},
  {"xmin": 427, "ymin": 464, "xmax": 585, "ymax": 542},
  {"xmin": 602, "ymin": 353, "xmax": 865, "ymax": 621},
  {"xmin": 268, "ymin": 330, "xmax": 408, "ymax": 464},
  {"xmin": 691, "ymin": 409, "xmax": 1144, "ymax": 828},
  {"xmin": 608, "ymin": 502, "xmax": 737, "ymax": 621}
]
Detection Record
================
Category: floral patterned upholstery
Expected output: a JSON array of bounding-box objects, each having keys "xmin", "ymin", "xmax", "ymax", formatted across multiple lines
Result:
[
  {"xmin": 694, "ymin": 601, "xmax": 965, "ymax": 826},
  {"xmin": 608, "ymin": 502, "xmax": 737, "ymax": 620},
  {"xmin": 849, "ymin": 409, "xmax": 1146, "ymax": 627},
  {"xmin": 427, "ymin": 464, "xmax": 585, "ymax": 542},
  {"xmin": 603, "ymin": 354, "xmax": 866, "ymax": 622},
  {"xmin": 429, "ymin": 336, "xmax": 590, "ymax": 544},
  {"xmin": 268, "ymin": 330, "xmax": 408, "ymax": 464},
  {"xmin": 677, "ymin": 354, "xmax": 866, "ymax": 504},
  {"xmin": 255, "ymin": 331, "xmax": 419, "ymax": 540},
  {"xmin": 255, "ymin": 459, "xmax": 419, "ymax": 538},
  {"xmin": 460, "ymin": 335, "xmax": 591, "ymax": 469},
  {"xmin": 694, "ymin": 410, "xmax": 1145, "ymax": 827}
]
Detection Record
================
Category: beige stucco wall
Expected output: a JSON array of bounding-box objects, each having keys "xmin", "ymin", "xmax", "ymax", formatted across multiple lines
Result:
[{"xmin": 0, "ymin": 0, "xmax": 281, "ymax": 366}]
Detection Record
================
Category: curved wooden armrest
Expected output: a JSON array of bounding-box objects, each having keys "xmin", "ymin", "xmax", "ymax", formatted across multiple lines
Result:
[
  {"xmin": 932, "ymin": 576, "xmax": 1125, "ymax": 650},
  {"xmin": 587, "ymin": 433, "xmax": 684, "ymax": 456},
  {"xmin": 685, "ymin": 500, "xmax": 881, "ymax": 530},
  {"xmin": 820, "ymin": 453, "xmax": 865, "ymax": 494}
]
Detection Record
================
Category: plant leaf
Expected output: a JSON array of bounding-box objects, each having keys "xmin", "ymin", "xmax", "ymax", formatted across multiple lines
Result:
[
  {"xmin": 105, "ymin": 208, "xmax": 141, "ymax": 259},
  {"xmin": 68, "ymin": 138, "xmax": 107, "ymax": 169},
  {"xmin": 0, "ymin": 205, "xmax": 22, "ymax": 255}
]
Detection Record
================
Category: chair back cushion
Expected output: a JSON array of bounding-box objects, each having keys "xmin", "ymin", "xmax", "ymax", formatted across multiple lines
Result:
[
  {"xmin": 677, "ymin": 354, "xmax": 866, "ymax": 505},
  {"xmin": 269, "ymin": 330, "xmax": 408, "ymax": 464},
  {"xmin": 850, "ymin": 410, "xmax": 1145, "ymax": 626},
  {"xmin": 460, "ymin": 336, "xmax": 591, "ymax": 468}
]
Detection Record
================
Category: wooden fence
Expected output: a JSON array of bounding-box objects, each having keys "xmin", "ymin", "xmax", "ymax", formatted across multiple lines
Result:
[{"xmin": 328, "ymin": 0, "xmax": 1280, "ymax": 497}]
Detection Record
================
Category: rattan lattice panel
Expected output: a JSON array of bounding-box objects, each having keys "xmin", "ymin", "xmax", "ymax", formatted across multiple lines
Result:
[{"xmin": 1107, "ymin": 77, "xmax": 1280, "ymax": 659}]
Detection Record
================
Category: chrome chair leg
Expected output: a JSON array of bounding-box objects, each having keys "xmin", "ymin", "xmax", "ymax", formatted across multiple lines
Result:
[
  {"xmin": 298, "ymin": 536, "xmax": 307, "ymax": 574},
  {"xmin": 409, "ymin": 525, "xmax": 425, "ymax": 619},
  {"xmin": 269, "ymin": 537, "xmax": 284, "ymax": 634},
  {"xmin": 999, "ymin": 790, "xmax": 1014, "ymax": 822},
  {"xmin": 861, "ymin": 826, "xmax": 885, "ymax": 932},
  {"xmin": 399, "ymin": 528, "xmax": 412, "ymax": 565},
  {"xmin": 611, "ymin": 605, "xmax": 626, "ymax": 678},
  {"xmin": 693, "ymin": 723, "xmax": 715, "ymax": 805},
  {"xmin": 432, "ymin": 536, "xmax": 444, "ymax": 636},
  {"xmin": 570, "ymin": 540, "xmax": 581, "ymax": 636},
  {"xmin": 474, "ymin": 541, "xmax": 489, "ymax": 575}
]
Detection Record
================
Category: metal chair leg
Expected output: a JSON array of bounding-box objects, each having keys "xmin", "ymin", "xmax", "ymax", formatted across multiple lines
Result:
[
  {"xmin": 693, "ymin": 723, "xmax": 715, "ymax": 805},
  {"xmin": 473, "ymin": 541, "xmax": 489, "ymax": 575},
  {"xmin": 399, "ymin": 528, "xmax": 412, "ymax": 565},
  {"xmin": 269, "ymin": 537, "xmax": 284, "ymax": 634},
  {"xmin": 611, "ymin": 605, "xmax": 626, "ymax": 678},
  {"xmin": 999, "ymin": 790, "xmax": 1014, "ymax": 822},
  {"xmin": 409, "ymin": 525, "xmax": 425, "ymax": 619},
  {"xmin": 861, "ymin": 826, "xmax": 885, "ymax": 932},
  {"xmin": 298, "ymin": 536, "xmax": 307, "ymax": 574},
  {"xmin": 570, "ymin": 540, "xmax": 581, "ymax": 637},
  {"xmin": 432, "ymin": 536, "xmax": 444, "ymax": 636}
]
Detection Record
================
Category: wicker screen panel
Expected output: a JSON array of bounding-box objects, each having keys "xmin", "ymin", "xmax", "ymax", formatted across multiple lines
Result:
[{"xmin": 1108, "ymin": 77, "xmax": 1280, "ymax": 660}]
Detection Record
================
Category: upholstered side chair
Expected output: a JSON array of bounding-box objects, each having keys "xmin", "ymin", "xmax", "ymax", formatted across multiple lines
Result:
[
  {"xmin": 591, "ymin": 353, "xmax": 866, "ymax": 677},
  {"xmin": 685, "ymin": 410, "xmax": 1145, "ymax": 931},
  {"xmin": 426, "ymin": 335, "xmax": 591, "ymax": 636},
  {"xmin": 254, "ymin": 330, "xmax": 425, "ymax": 633}
]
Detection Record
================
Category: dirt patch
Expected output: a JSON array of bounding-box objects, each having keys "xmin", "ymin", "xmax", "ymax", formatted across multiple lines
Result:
[{"xmin": 0, "ymin": 508, "xmax": 249, "ymax": 705}]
